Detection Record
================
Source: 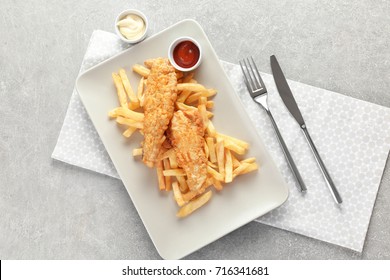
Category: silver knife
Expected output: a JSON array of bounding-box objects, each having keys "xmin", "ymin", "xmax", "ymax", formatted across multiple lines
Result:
[{"xmin": 270, "ymin": 55, "xmax": 342, "ymax": 204}]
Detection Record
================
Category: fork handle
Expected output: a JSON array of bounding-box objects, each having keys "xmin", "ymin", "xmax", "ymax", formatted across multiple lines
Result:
[
  {"xmin": 301, "ymin": 126, "xmax": 342, "ymax": 204},
  {"xmin": 266, "ymin": 110, "xmax": 307, "ymax": 192}
]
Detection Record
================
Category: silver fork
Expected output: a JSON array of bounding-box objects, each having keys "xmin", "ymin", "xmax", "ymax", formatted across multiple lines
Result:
[{"xmin": 239, "ymin": 57, "xmax": 307, "ymax": 192}]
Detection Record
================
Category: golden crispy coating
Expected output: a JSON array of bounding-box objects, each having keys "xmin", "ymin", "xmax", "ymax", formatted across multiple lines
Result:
[
  {"xmin": 142, "ymin": 58, "xmax": 178, "ymax": 167},
  {"xmin": 168, "ymin": 109, "xmax": 207, "ymax": 191}
]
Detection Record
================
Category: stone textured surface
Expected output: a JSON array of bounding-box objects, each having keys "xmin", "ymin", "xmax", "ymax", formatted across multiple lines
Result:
[{"xmin": 1, "ymin": 0, "xmax": 389, "ymax": 259}]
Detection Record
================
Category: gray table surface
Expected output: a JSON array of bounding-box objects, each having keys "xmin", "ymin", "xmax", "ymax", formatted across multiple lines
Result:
[{"xmin": 1, "ymin": 0, "xmax": 389, "ymax": 260}]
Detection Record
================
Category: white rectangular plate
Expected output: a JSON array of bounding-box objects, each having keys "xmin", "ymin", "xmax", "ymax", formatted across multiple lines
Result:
[{"xmin": 76, "ymin": 19, "xmax": 289, "ymax": 259}]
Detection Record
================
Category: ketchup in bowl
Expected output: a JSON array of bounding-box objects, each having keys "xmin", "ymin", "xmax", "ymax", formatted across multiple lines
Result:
[
  {"xmin": 168, "ymin": 37, "xmax": 202, "ymax": 72},
  {"xmin": 173, "ymin": 41, "xmax": 200, "ymax": 68}
]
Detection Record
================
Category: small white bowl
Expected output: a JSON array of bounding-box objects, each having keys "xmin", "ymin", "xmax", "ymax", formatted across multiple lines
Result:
[
  {"xmin": 168, "ymin": 37, "xmax": 202, "ymax": 72},
  {"xmin": 115, "ymin": 9, "xmax": 148, "ymax": 44}
]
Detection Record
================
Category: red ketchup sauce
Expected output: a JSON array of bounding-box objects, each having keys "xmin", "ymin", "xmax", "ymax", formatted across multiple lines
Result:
[{"xmin": 173, "ymin": 40, "xmax": 200, "ymax": 68}]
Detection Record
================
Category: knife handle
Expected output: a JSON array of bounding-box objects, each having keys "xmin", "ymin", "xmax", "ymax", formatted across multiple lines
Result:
[
  {"xmin": 301, "ymin": 125, "xmax": 342, "ymax": 204},
  {"xmin": 266, "ymin": 110, "xmax": 307, "ymax": 192}
]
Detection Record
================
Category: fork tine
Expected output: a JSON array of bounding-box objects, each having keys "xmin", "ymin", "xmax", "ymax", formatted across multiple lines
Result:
[
  {"xmin": 246, "ymin": 57, "xmax": 262, "ymax": 90},
  {"xmin": 242, "ymin": 58, "xmax": 257, "ymax": 91},
  {"xmin": 239, "ymin": 60, "xmax": 252, "ymax": 92},
  {"xmin": 250, "ymin": 56, "xmax": 265, "ymax": 89}
]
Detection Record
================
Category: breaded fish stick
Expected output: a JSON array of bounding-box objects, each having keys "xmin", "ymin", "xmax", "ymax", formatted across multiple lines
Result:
[
  {"xmin": 168, "ymin": 109, "xmax": 207, "ymax": 190},
  {"xmin": 142, "ymin": 58, "xmax": 178, "ymax": 167}
]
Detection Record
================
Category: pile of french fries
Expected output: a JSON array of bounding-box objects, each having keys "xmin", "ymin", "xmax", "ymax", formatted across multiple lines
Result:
[{"xmin": 109, "ymin": 59, "xmax": 258, "ymax": 218}]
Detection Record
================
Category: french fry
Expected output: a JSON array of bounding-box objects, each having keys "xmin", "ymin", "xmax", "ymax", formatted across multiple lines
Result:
[
  {"xmin": 176, "ymin": 71, "xmax": 184, "ymax": 80},
  {"xmin": 224, "ymin": 149, "xmax": 233, "ymax": 183},
  {"xmin": 215, "ymin": 132, "xmax": 249, "ymax": 155},
  {"xmin": 132, "ymin": 64, "xmax": 150, "ymax": 77},
  {"xmin": 177, "ymin": 83, "xmax": 205, "ymax": 92},
  {"xmin": 204, "ymin": 140, "xmax": 209, "ymax": 159},
  {"xmin": 108, "ymin": 108, "xmax": 120, "ymax": 118},
  {"xmin": 124, "ymin": 127, "xmax": 137, "ymax": 138},
  {"xmin": 177, "ymin": 176, "xmax": 189, "ymax": 193},
  {"xmin": 163, "ymin": 169, "xmax": 186, "ymax": 177},
  {"xmin": 198, "ymin": 96, "xmax": 208, "ymax": 128},
  {"xmin": 128, "ymin": 102, "xmax": 140, "ymax": 110},
  {"xmin": 189, "ymin": 78, "xmax": 198, "ymax": 84},
  {"xmin": 239, "ymin": 162, "xmax": 258, "ymax": 175},
  {"xmin": 182, "ymin": 190, "xmax": 198, "ymax": 202},
  {"xmin": 212, "ymin": 177, "xmax": 223, "ymax": 191},
  {"xmin": 163, "ymin": 158, "xmax": 172, "ymax": 191},
  {"xmin": 172, "ymin": 182, "xmax": 185, "ymax": 207},
  {"xmin": 177, "ymin": 190, "xmax": 212, "ymax": 218},
  {"xmin": 232, "ymin": 154, "xmax": 241, "ymax": 169},
  {"xmin": 204, "ymin": 176, "xmax": 214, "ymax": 188},
  {"xmin": 181, "ymin": 178, "xmax": 212, "ymax": 202},
  {"xmin": 232, "ymin": 162, "xmax": 259, "ymax": 178},
  {"xmin": 207, "ymin": 161, "xmax": 218, "ymax": 169},
  {"xmin": 112, "ymin": 72, "xmax": 128, "ymax": 108},
  {"xmin": 233, "ymin": 162, "xmax": 250, "ymax": 176},
  {"xmin": 206, "ymin": 100, "xmax": 214, "ymax": 109},
  {"xmin": 160, "ymin": 148, "xmax": 175, "ymax": 160},
  {"xmin": 156, "ymin": 160, "xmax": 165, "ymax": 190},
  {"xmin": 108, "ymin": 107, "xmax": 144, "ymax": 121},
  {"xmin": 119, "ymin": 68, "xmax": 138, "ymax": 103},
  {"xmin": 185, "ymin": 92, "xmax": 203, "ymax": 104},
  {"xmin": 216, "ymin": 138, "xmax": 225, "ymax": 176},
  {"xmin": 143, "ymin": 59, "xmax": 154, "ymax": 68},
  {"xmin": 206, "ymin": 120, "xmax": 216, "ymax": 137},
  {"xmin": 169, "ymin": 153, "xmax": 179, "ymax": 169},
  {"xmin": 241, "ymin": 157, "xmax": 256, "ymax": 164},
  {"xmin": 206, "ymin": 137, "xmax": 217, "ymax": 163},
  {"xmin": 132, "ymin": 148, "xmax": 143, "ymax": 156},
  {"xmin": 137, "ymin": 77, "xmax": 145, "ymax": 105},
  {"xmin": 216, "ymin": 132, "xmax": 249, "ymax": 149},
  {"xmin": 207, "ymin": 165, "xmax": 224, "ymax": 182},
  {"xmin": 175, "ymin": 102, "xmax": 196, "ymax": 112},
  {"xmin": 159, "ymin": 135, "xmax": 166, "ymax": 147},
  {"xmin": 182, "ymin": 72, "xmax": 194, "ymax": 83},
  {"xmin": 116, "ymin": 117, "xmax": 143, "ymax": 129},
  {"xmin": 177, "ymin": 90, "xmax": 192, "ymax": 103},
  {"xmin": 224, "ymin": 141, "xmax": 246, "ymax": 155},
  {"xmin": 185, "ymin": 89, "xmax": 217, "ymax": 104},
  {"xmin": 206, "ymin": 88, "xmax": 217, "ymax": 96}
]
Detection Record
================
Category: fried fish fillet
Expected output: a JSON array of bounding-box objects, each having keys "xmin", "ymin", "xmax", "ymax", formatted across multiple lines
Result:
[
  {"xmin": 142, "ymin": 58, "xmax": 178, "ymax": 167},
  {"xmin": 168, "ymin": 109, "xmax": 207, "ymax": 191}
]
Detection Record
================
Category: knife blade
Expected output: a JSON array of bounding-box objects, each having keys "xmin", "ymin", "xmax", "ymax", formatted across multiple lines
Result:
[
  {"xmin": 270, "ymin": 55, "xmax": 342, "ymax": 204},
  {"xmin": 270, "ymin": 55, "xmax": 305, "ymax": 128}
]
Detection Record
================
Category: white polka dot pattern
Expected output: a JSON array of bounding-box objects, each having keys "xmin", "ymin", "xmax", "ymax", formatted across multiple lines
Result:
[
  {"xmin": 52, "ymin": 30, "xmax": 390, "ymax": 252},
  {"xmin": 52, "ymin": 31, "xmax": 125, "ymax": 179},
  {"xmin": 223, "ymin": 61, "xmax": 390, "ymax": 252}
]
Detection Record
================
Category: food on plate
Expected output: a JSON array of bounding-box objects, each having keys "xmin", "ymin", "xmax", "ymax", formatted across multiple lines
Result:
[
  {"xmin": 119, "ymin": 69, "xmax": 138, "ymax": 103},
  {"xmin": 132, "ymin": 64, "xmax": 150, "ymax": 77},
  {"xmin": 141, "ymin": 58, "xmax": 178, "ymax": 167},
  {"xmin": 176, "ymin": 190, "xmax": 212, "ymax": 218},
  {"xmin": 168, "ymin": 109, "xmax": 207, "ymax": 191},
  {"xmin": 109, "ymin": 57, "xmax": 258, "ymax": 218},
  {"xmin": 111, "ymin": 72, "xmax": 128, "ymax": 108}
]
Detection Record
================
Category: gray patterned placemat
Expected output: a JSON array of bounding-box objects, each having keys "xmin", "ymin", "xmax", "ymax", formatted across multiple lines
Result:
[{"xmin": 52, "ymin": 30, "xmax": 390, "ymax": 252}]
